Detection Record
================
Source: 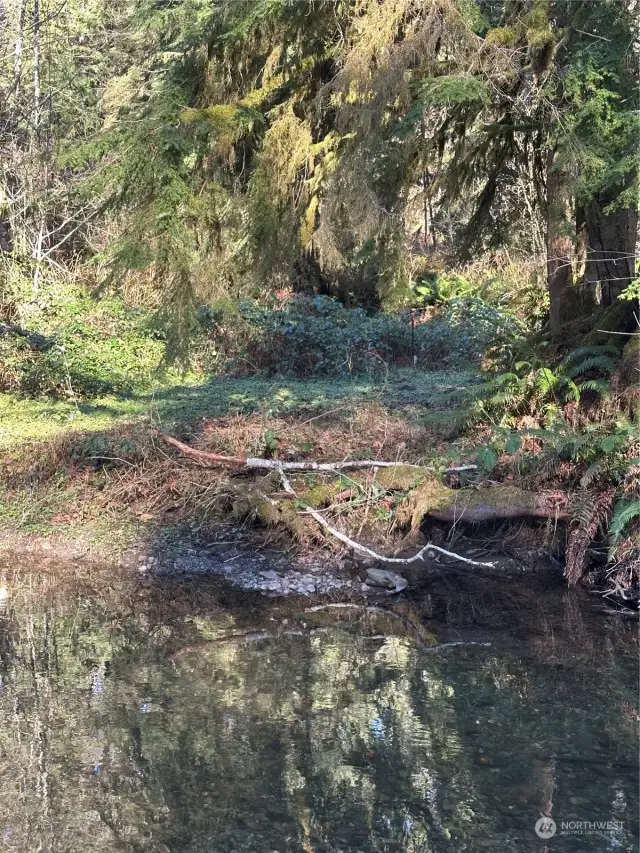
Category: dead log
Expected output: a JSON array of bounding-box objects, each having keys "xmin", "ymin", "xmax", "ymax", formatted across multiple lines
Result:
[
  {"xmin": 396, "ymin": 479, "xmax": 568, "ymax": 528},
  {"xmin": 429, "ymin": 490, "xmax": 569, "ymax": 523},
  {"xmin": 277, "ymin": 470, "xmax": 496, "ymax": 568},
  {"xmin": 156, "ymin": 430, "xmax": 567, "ymax": 567}
]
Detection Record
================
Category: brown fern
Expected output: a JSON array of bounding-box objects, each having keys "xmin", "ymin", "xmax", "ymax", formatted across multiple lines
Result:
[{"xmin": 565, "ymin": 487, "xmax": 616, "ymax": 585}]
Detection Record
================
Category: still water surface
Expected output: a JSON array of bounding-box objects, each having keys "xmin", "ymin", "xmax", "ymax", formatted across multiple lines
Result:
[{"xmin": 0, "ymin": 562, "xmax": 637, "ymax": 852}]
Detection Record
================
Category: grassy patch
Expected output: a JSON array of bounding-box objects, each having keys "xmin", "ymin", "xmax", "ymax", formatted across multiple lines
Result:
[{"xmin": 0, "ymin": 368, "xmax": 476, "ymax": 449}]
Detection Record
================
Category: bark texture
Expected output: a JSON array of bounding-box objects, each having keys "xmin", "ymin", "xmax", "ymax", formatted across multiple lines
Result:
[
  {"xmin": 583, "ymin": 197, "xmax": 638, "ymax": 304},
  {"xmin": 546, "ymin": 148, "xmax": 574, "ymax": 329}
]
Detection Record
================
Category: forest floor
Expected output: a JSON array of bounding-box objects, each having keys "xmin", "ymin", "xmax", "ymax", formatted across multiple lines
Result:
[{"xmin": 1, "ymin": 366, "xmax": 528, "ymax": 581}]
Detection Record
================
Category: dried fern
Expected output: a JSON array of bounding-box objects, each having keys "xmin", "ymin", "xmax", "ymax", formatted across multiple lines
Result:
[{"xmin": 565, "ymin": 487, "xmax": 616, "ymax": 584}]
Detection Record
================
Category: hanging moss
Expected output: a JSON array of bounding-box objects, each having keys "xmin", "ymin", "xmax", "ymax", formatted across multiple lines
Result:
[{"xmin": 395, "ymin": 476, "xmax": 453, "ymax": 529}]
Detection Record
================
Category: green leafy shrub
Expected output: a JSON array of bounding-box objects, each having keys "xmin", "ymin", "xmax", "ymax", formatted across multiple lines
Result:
[
  {"xmin": 198, "ymin": 295, "xmax": 521, "ymax": 377},
  {"xmin": 414, "ymin": 297, "xmax": 522, "ymax": 365},
  {"xmin": 0, "ymin": 291, "xmax": 167, "ymax": 399}
]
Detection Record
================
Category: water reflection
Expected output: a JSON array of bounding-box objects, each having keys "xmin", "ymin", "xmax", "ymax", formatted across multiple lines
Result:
[{"xmin": 0, "ymin": 562, "xmax": 637, "ymax": 852}]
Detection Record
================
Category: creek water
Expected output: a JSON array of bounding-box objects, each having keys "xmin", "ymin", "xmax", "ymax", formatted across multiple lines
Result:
[{"xmin": 0, "ymin": 560, "xmax": 637, "ymax": 852}]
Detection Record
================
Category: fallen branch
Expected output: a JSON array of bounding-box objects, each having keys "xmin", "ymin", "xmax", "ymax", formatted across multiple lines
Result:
[
  {"xmin": 278, "ymin": 471, "xmax": 495, "ymax": 568},
  {"xmin": 157, "ymin": 431, "xmax": 559, "ymax": 540},
  {"xmin": 156, "ymin": 431, "xmax": 475, "ymax": 474}
]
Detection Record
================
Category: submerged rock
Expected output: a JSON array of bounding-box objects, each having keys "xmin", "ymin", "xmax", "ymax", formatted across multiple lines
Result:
[{"xmin": 364, "ymin": 567, "xmax": 408, "ymax": 594}]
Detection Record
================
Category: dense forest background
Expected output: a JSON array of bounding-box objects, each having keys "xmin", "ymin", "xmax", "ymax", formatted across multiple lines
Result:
[
  {"xmin": 1, "ymin": 0, "xmax": 638, "ymax": 317},
  {"xmin": 0, "ymin": 0, "xmax": 638, "ymax": 588}
]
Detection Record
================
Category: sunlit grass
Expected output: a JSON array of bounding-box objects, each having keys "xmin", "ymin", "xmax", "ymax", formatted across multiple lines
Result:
[{"xmin": 0, "ymin": 368, "xmax": 477, "ymax": 450}]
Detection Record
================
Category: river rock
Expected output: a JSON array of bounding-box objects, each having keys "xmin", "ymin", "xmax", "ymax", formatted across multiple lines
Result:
[{"xmin": 365, "ymin": 567, "xmax": 408, "ymax": 593}]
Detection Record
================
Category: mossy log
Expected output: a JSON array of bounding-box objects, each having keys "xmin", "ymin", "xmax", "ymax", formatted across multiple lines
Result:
[{"xmin": 396, "ymin": 477, "xmax": 567, "ymax": 529}]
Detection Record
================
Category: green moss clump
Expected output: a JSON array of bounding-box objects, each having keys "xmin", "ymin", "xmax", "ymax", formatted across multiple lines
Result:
[
  {"xmin": 484, "ymin": 26, "xmax": 519, "ymax": 47},
  {"xmin": 375, "ymin": 466, "xmax": 426, "ymax": 491},
  {"xmin": 461, "ymin": 485, "xmax": 535, "ymax": 511},
  {"xmin": 253, "ymin": 495, "xmax": 282, "ymax": 525},
  {"xmin": 231, "ymin": 487, "xmax": 305, "ymax": 539},
  {"xmin": 621, "ymin": 337, "xmax": 640, "ymax": 385},
  {"xmin": 298, "ymin": 480, "xmax": 342, "ymax": 508}
]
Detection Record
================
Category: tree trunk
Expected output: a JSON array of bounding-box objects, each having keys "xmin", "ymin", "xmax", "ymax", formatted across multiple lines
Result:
[
  {"xmin": 33, "ymin": 0, "xmax": 41, "ymax": 130},
  {"xmin": 546, "ymin": 148, "xmax": 574, "ymax": 329},
  {"xmin": 582, "ymin": 197, "xmax": 638, "ymax": 305},
  {"xmin": 13, "ymin": 0, "xmax": 27, "ymax": 102},
  {"xmin": 575, "ymin": 203, "xmax": 587, "ymax": 292}
]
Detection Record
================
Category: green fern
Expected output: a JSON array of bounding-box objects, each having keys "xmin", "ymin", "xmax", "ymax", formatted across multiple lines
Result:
[
  {"xmin": 580, "ymin": 460, "xmax": 604, "ymax": 488},
  {"xmin": 566, "ymin": 354, "xmax": 618, "ymax": 378},
  {"xmin": 608, "ymin": 498, "xmax": 640, "ymax": 559},
  {"xmin": 535, "ymin": 366, "xmax": 560, "ymax": 395},
  {"xmin": 558, "ymin": 376, "xmax": 581, "ymax": 402},
  {"xmin": 578, "ymin": 378, "xmax": 612, "ymax": 398},
  {"xmin": 566, "ymin": 486, "xmax": 617, "ymax": 583},
  {"xmin": 563, "ymin": 344, "xmax": 620, "ymax": 363}
]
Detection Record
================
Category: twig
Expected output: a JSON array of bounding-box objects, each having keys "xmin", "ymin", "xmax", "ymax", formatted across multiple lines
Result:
[{"xmin": 279, "ymin": 471, "xmax": 495, "ymax": 568}]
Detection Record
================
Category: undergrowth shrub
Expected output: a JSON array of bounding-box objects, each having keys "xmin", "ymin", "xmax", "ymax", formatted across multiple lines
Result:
[
  {"xmin": 0, "ymin": 288, "xmax": 167, "ymax": 398},
  {"xmin": 413, "ymin": 297, "xmax": 522, "ymax": 365},
  {"xmin": 197, "ymin": 295, "xmax": 521, "ymax": 376},
  {"xmin": 439, "ymin": 339, "xmax": 640, "ymax": 584}
]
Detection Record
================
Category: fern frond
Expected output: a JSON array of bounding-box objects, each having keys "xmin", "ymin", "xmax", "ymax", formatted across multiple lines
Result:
[
  {"xmin": 558, "ymin": 377, "xmax": 581, "ymax": 403},
  {"xmin": 535, "ymin": 366, "xmax": 559, "ymax": 395},
  {"xmin": 608, "ymin": 498, "xmax": 640, "ymax": 559},
  {"xmin": 487, "ymin": 390, "xmax": 522, "ymax": 407},
  {"xmin": 538, "ymin": 452, "xmax": 568, "ymax": 481},
  {"xmin": 580, "ymin": 460, "xmax": 604, "ymax": 488},
  {"xmin": 566, "ymin": 487, "xmax": 616, "ymax": 584},
  {"xmin": 578, "ymin": 378, "xmax": 612, "ymax": 398},
  {"xmin": 566, "ymin": 355, "xmax": 617, "ymax": 378},
  {"xmin": 563, "ymin": 344, "xmax": 620, "ymax": 363}
]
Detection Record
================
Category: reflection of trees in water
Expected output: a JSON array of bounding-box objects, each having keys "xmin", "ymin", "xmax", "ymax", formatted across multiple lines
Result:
[{"xmin": 0, "ymin": 565, "xmax": 637, "ymax": 852}]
